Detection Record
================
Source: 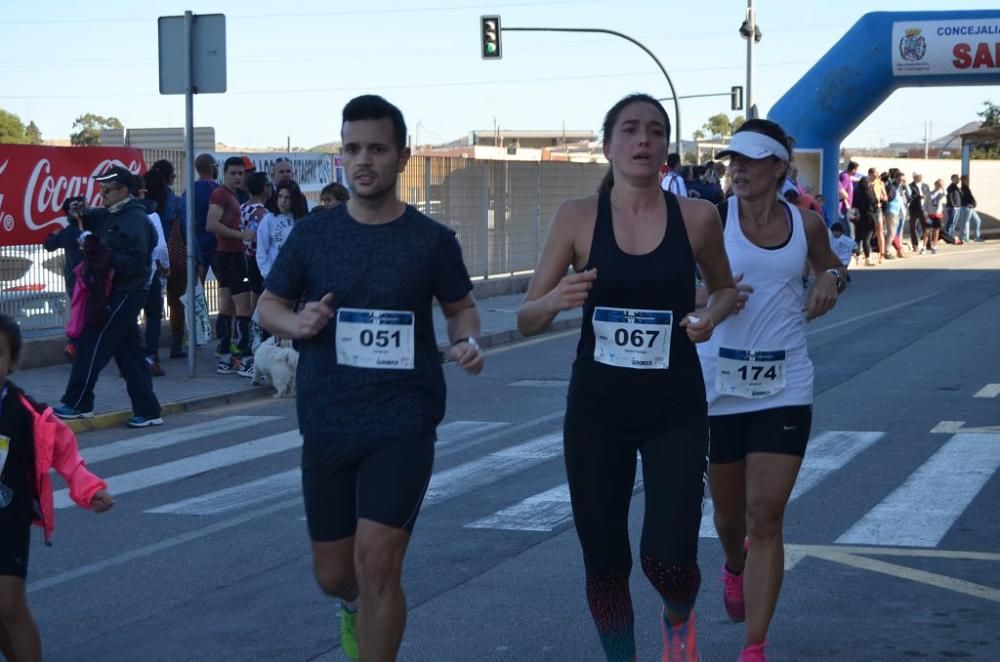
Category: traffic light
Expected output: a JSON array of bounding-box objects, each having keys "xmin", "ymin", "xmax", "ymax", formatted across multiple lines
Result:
[
  {"xmin": 481, "ymin": 15, "xmax": 501, "ymax": 59},
  {"xmin": 731, "ymin": 85, "xmax": 744, "ymax": 111}
]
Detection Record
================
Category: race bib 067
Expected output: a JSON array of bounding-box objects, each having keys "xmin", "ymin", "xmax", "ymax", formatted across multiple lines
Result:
[{"xmin": 592, "ymin": 306, "xmax": 672, "ymax": 370}]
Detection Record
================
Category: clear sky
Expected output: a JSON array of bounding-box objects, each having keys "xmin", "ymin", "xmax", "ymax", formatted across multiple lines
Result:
[{"xmin": 2, "ymin": 0, "xmax": 997, "ymax": 151}]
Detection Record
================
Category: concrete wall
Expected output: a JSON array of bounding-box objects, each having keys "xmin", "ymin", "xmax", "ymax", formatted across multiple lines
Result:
[{"xmin": 844, "ymin": 156, "xmax": 999, "ymax": 230}]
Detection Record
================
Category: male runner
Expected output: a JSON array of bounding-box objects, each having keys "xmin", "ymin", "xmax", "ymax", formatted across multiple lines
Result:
[{"xmin": 258, "ymin": 94, "xmax": 484, "ymax": 662}]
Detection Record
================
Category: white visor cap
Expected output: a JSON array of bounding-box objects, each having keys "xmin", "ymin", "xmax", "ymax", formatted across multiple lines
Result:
[{"xmin": 717, "ymin": 131, "xmax": 790, "ymax": 162}]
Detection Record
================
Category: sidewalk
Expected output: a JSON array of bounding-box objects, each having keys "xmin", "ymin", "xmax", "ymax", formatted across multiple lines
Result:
[{"xmin": 13, "ymin": 291, "xmax": 582, "ymax": 433}]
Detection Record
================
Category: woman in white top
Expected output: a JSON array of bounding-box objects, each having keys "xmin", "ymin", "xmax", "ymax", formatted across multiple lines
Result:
[
  {"xmin": 696, "ymin": 119, "xmax": 845, "ymax": 662},
  {"xmin": 256, "ymin": 182, "xmax": 299, "ymax": 279}
]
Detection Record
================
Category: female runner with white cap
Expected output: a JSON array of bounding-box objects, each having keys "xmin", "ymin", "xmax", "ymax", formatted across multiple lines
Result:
[{"xmin": 697, "ymin": 119, "xmax": 845, "ymax": 662}]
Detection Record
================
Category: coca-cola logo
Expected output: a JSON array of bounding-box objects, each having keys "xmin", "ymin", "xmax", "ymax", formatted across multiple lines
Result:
[{"xmin": 21, "ymin": 157, "xmax": 142, "ymax": 232}]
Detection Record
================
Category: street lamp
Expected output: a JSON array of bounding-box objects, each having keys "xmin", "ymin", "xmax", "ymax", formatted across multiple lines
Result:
[{"xmin": 740, "ymin": 1, "xmax": 761, "ymax": 119}]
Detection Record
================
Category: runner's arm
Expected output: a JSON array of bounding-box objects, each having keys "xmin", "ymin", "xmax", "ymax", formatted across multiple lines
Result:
[
  {"xmin": 258, "ymin": 290, "xmax": 334, "ymax": 340},
  {"xmin": 685, "ymin": 198, "xmax": 737, "ymax": 330},
  {"xmin": 441, "ymin": 294, "xmax": 484, "ymax": 374},
  {"xmin": 803, "ymin": 209, "xmax": 844, "ymax": 320},
  {"xmin": 518, "ymin": 198, "xmax": 594, "ymax": 336}
]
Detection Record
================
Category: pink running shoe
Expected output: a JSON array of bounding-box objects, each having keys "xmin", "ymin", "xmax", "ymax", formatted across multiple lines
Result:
[
  {"xmin": 661, "ymin": 610, "xmax": 700, "ymax": 661},
  {"xmin": 722, "ymin": 563, "xmax": 746, "ymax": 622},
  {"xmin": 738, "ymin": 641, "xmax": 767, "ymax": 661}
]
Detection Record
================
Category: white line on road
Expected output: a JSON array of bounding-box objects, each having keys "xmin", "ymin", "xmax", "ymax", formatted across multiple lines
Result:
[
  {"xmin": 836, "ymin": 433, "xmax": 1000, "ymax": 547},
  {"xmin": 700, "ymin": 431, "xmax": 885, "ymax": 538},
  {"xmin": 436, "ymin": 420, "xmax": 509, "ymax": 447},
  {"xmin": 80, "ymin": 416, "xmax": 284, "ymax": 464},
  {"xmin": 29, "ymin": 498, "xmax": 302, "ymax": 594},
  {"xmin": 465, "ymin": 462, "xmax": 644, "ymax": 532},
  {"xmin": 147, "ymin": 431, "xmax": 565, "ymax": 516},
  {"xmin": 55, "ymin": 431, "xmax": 301, "ymax": 509},
  {"xmin": 974, "ymin": 384, "xmax": 1000, "ymax": 398},
  {"xmin": 424, "ymin": 432, "xmax": 563, "ymax": 505},
  {"xmin": 805, "ymin": 291, "xmax": 940, "ymax": 336}
]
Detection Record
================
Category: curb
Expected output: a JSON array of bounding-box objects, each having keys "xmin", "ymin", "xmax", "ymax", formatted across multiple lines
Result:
[
  {"xmin": 64, "ymin": 317, "xmax": 583, "ymax": 433},
  {"xmin": 64, "ymin": 384, "xmax": 272, "ymax": 434}
]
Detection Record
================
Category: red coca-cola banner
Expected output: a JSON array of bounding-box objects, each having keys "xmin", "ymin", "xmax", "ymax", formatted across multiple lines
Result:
[{"xmin": 0, "ymin": 145, "xmax": 146, "ymax": 247}]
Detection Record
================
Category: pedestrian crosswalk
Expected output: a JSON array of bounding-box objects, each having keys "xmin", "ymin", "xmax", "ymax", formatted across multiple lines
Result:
[{"xmin": 71, "ymin": 416, "xmax": 999, "ymax": 552}]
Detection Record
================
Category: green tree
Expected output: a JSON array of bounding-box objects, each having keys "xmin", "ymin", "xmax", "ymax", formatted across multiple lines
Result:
[
  {"xmin": 0, "ymin": 108, "xmax": 29, "ymax": 144},
  {"xmin": 732, "ymin": 115, "xmax": 745, "ymax": 132},
  {"xmin": 25, "ymin": 120, "xmax": 43, "ymax": 144},
  {"xmin": 703, "ymin": 113, "xmax": 733, "ymax": 139},
  {"xmin": 971, "ymin": 100, "xmax": 999, "ymax": 159},
  {"xmin": 693, "ymin": 129, "xmax": 706, "ymax": 142},
  {"xmin": 70, "ymin": 113, "xmax": 123, "ymax": 146}
]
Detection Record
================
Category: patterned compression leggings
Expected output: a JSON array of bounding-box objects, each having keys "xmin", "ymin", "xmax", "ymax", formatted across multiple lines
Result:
[{"xmin": 564, "ymin": 410, "xmax": 708, "ymax": 662}]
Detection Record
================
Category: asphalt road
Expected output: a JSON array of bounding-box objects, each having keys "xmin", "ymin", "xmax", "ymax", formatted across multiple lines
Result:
[{"xmin": 24, "ymin": 242, "xmax": 1000, "ymax": 662}]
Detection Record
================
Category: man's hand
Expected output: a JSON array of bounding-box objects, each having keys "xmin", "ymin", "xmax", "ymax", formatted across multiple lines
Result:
[
  {"xmin": 447, "ymin": 340, "xmax": 484, "ymax": 375},
  {"xmin": 296, "ymin": 292, "xmax": 335, "ymax": 339}
]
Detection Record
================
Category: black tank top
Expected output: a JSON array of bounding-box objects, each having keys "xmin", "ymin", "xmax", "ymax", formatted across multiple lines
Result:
[{"xmin": 569, "ymin": 191, "xmax": 706, "ymax": 428}]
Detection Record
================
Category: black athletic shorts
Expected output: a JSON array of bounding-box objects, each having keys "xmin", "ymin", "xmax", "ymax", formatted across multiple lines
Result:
[
  {"xmin": 246, "ymin": 256, "xmax": 263, "ymax": 295},
  {"xmin": 213, "ymin": 251, "xmax": 249, "ymax": 295},
  {"xmin": 708, "ymin": 405, "xmax": 812, "ymax": 464},
  {"xmin": 926, "ymin": 215, "xmax": 942, "ymax": 229},
  {"xmin": 0, "ymin": 519, "xmax": 32, "ymax": 578},
  {"xmin": 301, "ymin": 434, "xmax": 435, "ymax": 542}
]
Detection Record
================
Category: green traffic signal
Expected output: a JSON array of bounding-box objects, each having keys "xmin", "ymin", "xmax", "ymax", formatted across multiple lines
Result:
[{"xmin": 481, "ymin": 15, "xmax": 501, "ymax": 60}]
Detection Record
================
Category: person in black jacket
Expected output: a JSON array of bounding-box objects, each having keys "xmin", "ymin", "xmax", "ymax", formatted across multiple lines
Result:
[
  {"xmin": 959, "ymin": 175, "xmax": 984, "ymax": 242},
  {"xmin": 851, "ymin": 174, "xmax": 879, "ymax": 266},
  {"xmin": 54, "ymin": 166, "xmax": 162, "ymax": 428},
  {"xmin": 944, "ymin": 174, "xmax": 963, "ymax": 242}
]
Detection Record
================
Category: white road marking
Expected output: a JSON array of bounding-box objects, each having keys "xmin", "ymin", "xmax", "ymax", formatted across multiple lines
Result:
[
  {"xmin": 974, "ymin": 384, "xmax": 1000, "ymax": 398},
  {"xmin": 437, "ymin": 420, "xmax": 509, "ymax": 447},
  {"xmin": 81, "ymin": 416, "xmax": 283, "ymax": 464},
  {"xmin": 508, "ymin": 380, "xmax": 569, "ymax": 387},
  {"xmin": 836, "ymin": 433, "xmax": 1000, "ymax": 547},
  {"xmin": 56, "ymin": 431, "xmax": 301, "ymax": 509},
  {"xmin": 700, "ymin": 431, "xmax": 885, "ymax": 538},
  {"xmin": 148, "ymin": 431, "xmax": 564, "ymax": 516}
]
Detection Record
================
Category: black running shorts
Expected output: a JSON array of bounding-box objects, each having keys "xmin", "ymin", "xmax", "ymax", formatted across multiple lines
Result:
[
  {"xmin": 0, "ymin": 519, "xmax": 32, "ymax": 578},
  {"xmin": 301, "ymin": 434, "xmax": 435, "ymax": 542},
  {"xmin": 708, "ymin": 405, "xmax": 812, "ymax": 464},
  {"xmin": 213, "ymin": 251, "xmax": 250, "ymax": 295}
]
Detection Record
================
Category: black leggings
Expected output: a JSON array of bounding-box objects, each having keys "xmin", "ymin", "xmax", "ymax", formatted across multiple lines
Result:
[
  {"xmin": 564, "ymin": 398, "xmax": 708, "ymax": 661},
  {"xmin": 855, "ymin": 224, "xmax": 874, "ymax": 258}
]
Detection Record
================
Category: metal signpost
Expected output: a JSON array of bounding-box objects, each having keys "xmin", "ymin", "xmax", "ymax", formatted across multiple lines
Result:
[{"xmin": 158, "ymin": 12, "xmax": 226, "ymax": 376}]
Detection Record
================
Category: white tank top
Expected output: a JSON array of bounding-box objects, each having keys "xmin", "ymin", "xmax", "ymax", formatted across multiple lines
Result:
[{"xmin": 698, "ymin": 196, "xmax": 813, "ymax": 414}]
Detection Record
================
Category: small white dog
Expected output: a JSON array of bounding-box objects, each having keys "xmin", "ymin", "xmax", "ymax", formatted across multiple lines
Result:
[{"xmin": 252, "ymin": 336, "xmax": 298, "ymax": 398}]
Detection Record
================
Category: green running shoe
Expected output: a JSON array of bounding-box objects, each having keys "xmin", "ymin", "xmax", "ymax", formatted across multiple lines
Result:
[{"xmin": 340, "ymin": 605, "xmax": 359, "ymax": 661}]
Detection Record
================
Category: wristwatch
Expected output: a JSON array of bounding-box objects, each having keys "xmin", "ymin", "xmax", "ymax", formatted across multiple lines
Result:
[
  {"xmin": 825, "ymin": 268, "xmax": 846, "ymax": 293},
  {"xmin": 453, "ymin": 337, "xmax": 480, "ymax": 351}
]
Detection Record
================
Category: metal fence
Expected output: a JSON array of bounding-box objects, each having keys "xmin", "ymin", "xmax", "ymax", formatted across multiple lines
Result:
[{"xmin": 0, "ymin": 154, "xmax": 606, "ymax": 335}]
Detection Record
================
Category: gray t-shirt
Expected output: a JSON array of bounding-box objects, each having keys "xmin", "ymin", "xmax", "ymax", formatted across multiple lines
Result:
[{"xmin": 265, "ymin": 204, "xmax": 473, "ymax": 443}]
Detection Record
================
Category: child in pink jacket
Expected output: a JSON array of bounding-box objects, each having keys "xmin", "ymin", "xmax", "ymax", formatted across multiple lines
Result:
[{"xmin": 0, "ymin": 313, "xmax": 114, "ymax": 662}]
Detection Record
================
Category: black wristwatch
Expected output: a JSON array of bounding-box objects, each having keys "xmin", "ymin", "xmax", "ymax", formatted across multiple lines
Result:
[
  {"xmin": 453, "ymin": 337, "xmax": 480, "ymax": 351},
  {"xmin": 825, "ymin": 268, "xmax": 846, "ymax": 293}
]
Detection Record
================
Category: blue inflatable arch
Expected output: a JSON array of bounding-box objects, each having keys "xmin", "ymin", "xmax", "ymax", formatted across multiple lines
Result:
[{"xmin": 768, "ymin": 10, "xmax": 1000, "ymax": 222}]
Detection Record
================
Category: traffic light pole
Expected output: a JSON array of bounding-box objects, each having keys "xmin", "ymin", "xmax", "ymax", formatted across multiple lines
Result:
[{"xmin": 502, "ymin": 27, "xmax": 682, "ymax": 154}]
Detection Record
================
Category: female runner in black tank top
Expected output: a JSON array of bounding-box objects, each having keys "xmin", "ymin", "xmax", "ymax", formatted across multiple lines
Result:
[{"xmin": 518, "ymin": 94, "xmax": 737, "ymax": 662}]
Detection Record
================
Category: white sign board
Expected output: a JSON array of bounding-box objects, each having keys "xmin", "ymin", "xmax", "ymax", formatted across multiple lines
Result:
[
  {"xmin": 892, "ymin": 19, "xmax": 1000, "ymax": 77},
  {"xmin": 213, "ymin": 153, "xmax": 334, "ymax": 193},
  {"xmin": 158, "ymin": 14, "xmax": 227, "ymax": 94}
]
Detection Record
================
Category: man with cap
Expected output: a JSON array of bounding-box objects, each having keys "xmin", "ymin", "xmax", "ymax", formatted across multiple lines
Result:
[{"xmin": 55, "ymin": 165, "xmax": 163, "ymax": 427}]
